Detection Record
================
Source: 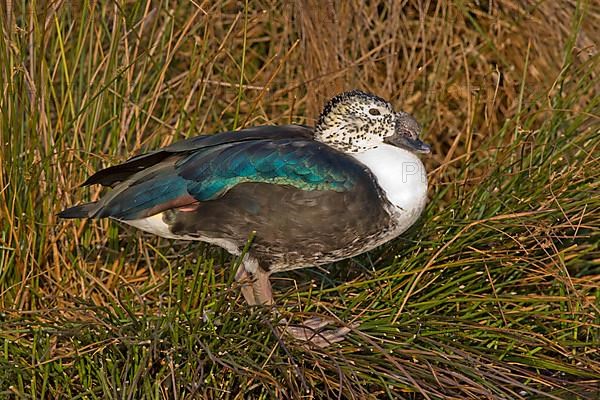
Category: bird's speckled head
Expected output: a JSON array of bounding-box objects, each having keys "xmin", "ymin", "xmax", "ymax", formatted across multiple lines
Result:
[{"xmin": 315, "ymin": 90, "xmax": 431, "ymax": 154}]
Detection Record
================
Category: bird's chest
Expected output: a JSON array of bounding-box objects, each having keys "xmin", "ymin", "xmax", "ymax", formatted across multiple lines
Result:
[{"xmin": 352, "ymin": 144, "xmax": 428, "ymax": 237}]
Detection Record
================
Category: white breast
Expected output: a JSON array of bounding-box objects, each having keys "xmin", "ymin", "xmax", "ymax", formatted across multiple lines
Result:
[{"xmin": 352, "ymin": 144, "xmax": 428, "ymax": 234}]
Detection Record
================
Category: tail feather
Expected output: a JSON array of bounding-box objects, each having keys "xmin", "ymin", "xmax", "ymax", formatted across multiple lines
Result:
[{"xmin": 57, "ymin": 202, "xmax": 98, "ymax": 219}]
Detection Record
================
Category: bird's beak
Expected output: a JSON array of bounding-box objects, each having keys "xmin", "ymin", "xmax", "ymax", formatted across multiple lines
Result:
[{"xmin": 385, "ymin": 134, "xmax": 431, "ymax": 154}]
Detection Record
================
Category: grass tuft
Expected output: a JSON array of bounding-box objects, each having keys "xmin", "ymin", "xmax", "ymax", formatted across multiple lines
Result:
[{"xmin": 1, "ymin": 1, "xmax": 599, "ymax": 398}]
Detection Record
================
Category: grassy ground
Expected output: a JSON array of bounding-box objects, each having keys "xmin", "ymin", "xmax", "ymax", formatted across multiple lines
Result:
[{"xmin": 1, "ymin": 0, "xmax": 599, "ymax": 398}]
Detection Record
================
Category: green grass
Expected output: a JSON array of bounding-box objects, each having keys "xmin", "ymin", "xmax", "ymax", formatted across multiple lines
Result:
[{"xmin": 1, "ymin": 1, "xmax": 599, "ymax": 398}]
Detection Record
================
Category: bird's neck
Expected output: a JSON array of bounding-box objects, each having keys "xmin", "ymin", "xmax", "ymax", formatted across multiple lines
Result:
[{"xmin": 315, "ymin": 124, "xmax": 375, "ymax": 153}]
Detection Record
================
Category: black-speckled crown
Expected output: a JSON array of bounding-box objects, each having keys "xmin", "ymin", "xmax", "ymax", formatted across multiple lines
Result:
[{"xmin": 317, "ymin": 89, "xmax": 389, "ymax": 130}]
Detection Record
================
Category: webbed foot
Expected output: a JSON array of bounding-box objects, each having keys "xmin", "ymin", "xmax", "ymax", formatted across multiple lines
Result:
[{"xmin": 282, "ymin": 316, "xmax": 359, "ymax": 347}]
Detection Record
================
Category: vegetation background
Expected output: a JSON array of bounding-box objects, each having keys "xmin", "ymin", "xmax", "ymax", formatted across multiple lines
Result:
[{"xmin": 1, "ymin": 0, "xmax": 599, "ymax": 398}]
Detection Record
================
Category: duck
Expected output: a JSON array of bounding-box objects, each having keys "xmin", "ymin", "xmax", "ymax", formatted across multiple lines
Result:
[{"xmin": 59, "ymin": 89, "xmax": 430, "ymax": 347}]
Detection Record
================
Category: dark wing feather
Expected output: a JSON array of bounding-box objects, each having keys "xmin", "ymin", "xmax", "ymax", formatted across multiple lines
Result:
[{"xmin": 83, "ymin": 125, "xmax": 313, "ymax": 187}]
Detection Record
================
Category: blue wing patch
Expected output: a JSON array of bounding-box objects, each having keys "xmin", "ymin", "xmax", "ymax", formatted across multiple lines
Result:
[{"xmin": 177, "ymin": 139, "xmax": 358, "ymax": 201}]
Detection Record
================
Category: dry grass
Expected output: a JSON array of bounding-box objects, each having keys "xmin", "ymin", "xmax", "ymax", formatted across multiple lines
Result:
[{"xmin": 1, "ymin": 0, "xmax": 599, "ymax": 398}]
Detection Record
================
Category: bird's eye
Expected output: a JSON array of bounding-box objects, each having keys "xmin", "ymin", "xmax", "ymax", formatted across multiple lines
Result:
[{"xmin": 369, "ymin": 108, "xmax": 381, "ymax": 116}]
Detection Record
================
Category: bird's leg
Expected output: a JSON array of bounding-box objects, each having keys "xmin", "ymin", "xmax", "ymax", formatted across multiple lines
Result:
[
  {"xmin": 234, "ymin": 256, "xmax": 273, "ymax": 306},
  {"xmin": 235, "ymin": 258, "xmax": 356, "ymax": 347},
  {"xmin": 250, "ymin": 265, "xmax": 274, "ymax": 306},
  {"xmin": 234, "ymin": 261, "xmax": 259, "ymax": 305}
]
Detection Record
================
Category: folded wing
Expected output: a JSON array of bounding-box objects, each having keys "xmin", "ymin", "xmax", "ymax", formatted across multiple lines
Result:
[{"xmin": 59, "ymin": 125, "xmax": 372, "ymax": 221}]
